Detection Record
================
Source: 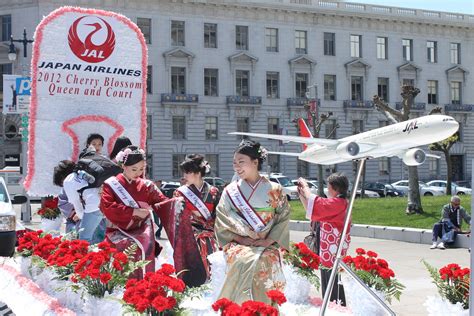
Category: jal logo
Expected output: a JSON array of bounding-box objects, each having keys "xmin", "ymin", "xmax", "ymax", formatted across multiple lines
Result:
[
  {"xmin": 68, "ymin": 16, "xmax": 116, "ymax": 63},
  {"xmin": 402, "ymin": 120, "xmax": 419, "ymax": 134}
]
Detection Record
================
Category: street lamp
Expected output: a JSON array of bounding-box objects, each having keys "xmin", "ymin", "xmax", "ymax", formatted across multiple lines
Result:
[{"xmin": 5, "ymin": 28, "xmax": 34, "ymax": 223}]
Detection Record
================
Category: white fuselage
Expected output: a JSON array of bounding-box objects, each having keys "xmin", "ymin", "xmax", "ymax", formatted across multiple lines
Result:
[{"xmin": 299, "ymin": 115, "xmax": 459, "ymax": 165}]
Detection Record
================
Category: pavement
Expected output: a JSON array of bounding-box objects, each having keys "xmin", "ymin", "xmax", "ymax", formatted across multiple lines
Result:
[{"xmin": 15, "ymin": 204, "xmax": 472, "ymax": 315}]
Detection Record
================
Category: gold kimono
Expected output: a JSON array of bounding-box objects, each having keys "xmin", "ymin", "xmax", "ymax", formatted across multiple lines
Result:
[{"xmin": 215, "ymin": 177, "xmax": 290, "ymax": 304}]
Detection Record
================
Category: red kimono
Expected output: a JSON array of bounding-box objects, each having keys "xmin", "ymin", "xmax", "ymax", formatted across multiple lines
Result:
[
  {"xmin": 306, "ymin": 194, "xmax": 351, "ymax": 268},
  {"xmin": 173, "ymin": 183, "xmax": 219, "ymax": 287},
  {"xmin": 100, "ymin": 174, "xmax": 169, "ymax": 278}
]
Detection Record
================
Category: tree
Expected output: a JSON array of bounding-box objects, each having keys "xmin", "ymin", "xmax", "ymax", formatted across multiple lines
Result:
[
  {"xmin": 428, "ymin": 107, "xmax": 459, "ymax": 195},
  {"xmin": 373, "ymin": 85, "xmax": 423, "ymax": 214}
]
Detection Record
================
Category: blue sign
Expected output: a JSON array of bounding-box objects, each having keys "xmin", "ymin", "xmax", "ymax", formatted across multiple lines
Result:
[{"xmin": 16, "ymin": 77, "xmax": 31, "ymax": 96}]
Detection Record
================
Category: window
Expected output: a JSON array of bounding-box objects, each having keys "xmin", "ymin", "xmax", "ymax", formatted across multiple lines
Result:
[
  {"xmin": 297, "ymin": 160, "xmax": 309, "ymax": 177},
  {"xmin": 324, "ymin": 75, "xmax": 336, "ymax": 101},
  {"xmin": 403, "ymin": 78, "xmax": 414, "ymax": 87},
  {"xmin": 325, "ymin": 119, "xmax": 337, "ymax": 139},
  {"xmin": 204, "ymin": 68, "xmax": 218, "ymax": 96},
  {"xmin": 0, "ymin": 64, "xmax": 12, "ymax": 93},
  {"xmin": 236, "ymin": 26, "xmax": 248, "ymax": 50},
  {"xmin": 350, "ymin": 35, "xmax": 361, "ymax": 58},
  {"xmin": 377, "ymin": 37, "xmax": 387, "ymax": 59},
  {"xmin": 137, "ymin": 18, "xmax": 151, "ymax": 44},
  {"xmin": 236, "ymin": 70, "xmax": 249, "ymax": 97},
  {"xmin": 172, "ymin": 116, "xmax": 186, "ymax": 140},
  {"xmin": 205, "ymin": 154, "xmax": 219, "ymax": 176},
  {"xmin": 147, "ymin": 114, "xmax": 152, "ymax": 139},
  {"xmin": 236, "ymin": 117, "xmax": 249, "ymax": 139},
  {"xmin": 451, "ymin": 81, "xmax": 461, "ymax": 104},
  {"xmin": 205, "ymin": 116, "xmax": 218, "ymax": 140},
  {"xmin": 352, "ymin": 119, "xmax": 363, "ymax": 134},
  {"xmin": 450, "ymin": 43, "xmax": 460, "ymax": 64},
  {"xmin": 267, "ymin": 155, "xmax": 280, "ymax": 173},
  {"xmin": 428, "ymin": 80, "xmax": 438, "ymax": 104},
  {"xmin": 402, "ymin": 39, "xmax": 413, "ymax": 61},
  {"xmin": 295, "ymin": 30, "xmax": 307, "ymax": 54},
  {"xmin": 268, "ymin": 118, "xmax": 279, "ymax": 134},
  {"xmin": 171, "ymin": 20, "xmax": 185, "ymax": 46},
  {"xmin": 204, "ymin": 23, "xmax": 217, "ymax": 48},
  {"xmin": 265, "ymin": 28, "xmax": 278, "ymax": 52},
  {"xmin": 1, "ymin": 15, "xmax": 11, "ymax": 42},
  {"xmin": 172, "ymin": 154, "xmax": 186, "ymax": 178},
  {"xmin": 146, "ymin": 154, "xmax": 153, "ymax": 179},
  {"xmin": 171, "ymin": 67, "xmax": 185, "ymax": 94},
  {"xmin": 351, "ymin": 76, "xmax": 363, "ymax": 101},
  {"xmin": 146, "ymin": 65, "xmax": 152, "ymax": 94},
  {"xmin": 266, "ymin": 72, "xmax": 279, "ymax": 98},
  {"xmin": 295, "ymin": 73, "xmax": 308, "ymax": 98},
  {"xmin": 379, "ymin": 157, "xmax": 390, "ymax": 175},
  {"xmin": 377, "ymin": 77, "xmax": 389, "ymax": 102},
  {"xmin": 324, "ymin": 32, "xmax": 335, "ymax": 56},
  {"xmin": 427, "ymin": 41, "xmax": 437, "ymax": 63},
  {"xmin": 429, "ymin": 157, "xmax": 439, "ymax": 176}
]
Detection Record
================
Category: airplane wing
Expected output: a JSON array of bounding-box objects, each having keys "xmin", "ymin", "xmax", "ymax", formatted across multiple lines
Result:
[
  {"xmin": 228, "ymin": 132, "xmax": 339, "ymax": 146},
  {"xmin": 426, "ymin": 154, "xmax": 441, "ymax": 159},
  {"xmin": 267, "ymin": 151, "xmax": 301, "ymax": 157}
]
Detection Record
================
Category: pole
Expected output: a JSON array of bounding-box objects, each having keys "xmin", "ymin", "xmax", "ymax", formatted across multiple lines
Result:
[{"xmin": 470, "ymin": 159, "xmax": 474, "ymax": 310}]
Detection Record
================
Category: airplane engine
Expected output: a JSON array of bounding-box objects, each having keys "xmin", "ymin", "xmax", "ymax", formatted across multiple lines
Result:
[
  {"xmin": 402, "ymin": 148, "xmax": 426, "ymax": 166},
  {"xmin": 335, "ymin": 141, "xmax": 360, "ymax": 158}
]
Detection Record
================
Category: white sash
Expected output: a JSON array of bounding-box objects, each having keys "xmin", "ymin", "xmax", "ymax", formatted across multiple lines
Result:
[
  {"xmin": 226, "ymin": 182, "xmax": 266, "ymax": 232},
  {"xmin": 105, "ymin": 176, "xmax": 140, "ymax": 208},
  {"xmin": 177, "ymin": 185, "xmax": 212, "ymax": 220}
]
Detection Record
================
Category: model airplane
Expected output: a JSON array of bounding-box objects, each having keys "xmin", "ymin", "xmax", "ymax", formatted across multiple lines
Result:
[{"xmin": 229, "ymin": 114, "xmax": 459, "ymax": 166}]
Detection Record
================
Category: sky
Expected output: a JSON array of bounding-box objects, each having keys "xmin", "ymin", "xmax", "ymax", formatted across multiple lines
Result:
[{"xmin": 345, "ymin": 0, "xmax": 474, "ymax": 14}]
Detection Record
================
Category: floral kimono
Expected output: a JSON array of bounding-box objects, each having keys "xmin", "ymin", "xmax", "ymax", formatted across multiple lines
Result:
[
  {"xmin": 215, "ymin": 177, "xmax": 290, "ymax": 304},
  {"xmin": 100, "ymin": 173, "xmax": 169, "ymax": 279},
  {"xmin": 173, "ymin": 182, "xmax": 220, "ymax": 287}
]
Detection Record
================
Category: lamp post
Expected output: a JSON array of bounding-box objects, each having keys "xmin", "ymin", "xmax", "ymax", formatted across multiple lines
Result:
[{"xmin": 7, "ymin": 28, "xmax": 33, "ymax": 223}]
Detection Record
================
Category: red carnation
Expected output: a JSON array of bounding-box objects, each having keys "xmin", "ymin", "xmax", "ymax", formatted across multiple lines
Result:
[
  {"xmin": 100, "ymin": 272, "xmax": 112, "ymax": 284},
  {"xmin": 355, "ymin": 248, "xmax": 366, "ymax": 255},
  {"xmin": 158, "ymin": 263, "xmax": 175, "ymax": 276},
  {"xmin": 266, "ymin": 290, "xmax": 287, "ymax": 306},
  {"xmin": 367, "ymin": 250, "xmax": 378, "ymax": 258}
]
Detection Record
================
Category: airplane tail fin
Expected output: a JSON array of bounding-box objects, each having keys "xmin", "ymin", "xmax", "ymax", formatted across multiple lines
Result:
[{"xmin": 297, "ymin": 118, "xmax": 313, "ymax": 150}]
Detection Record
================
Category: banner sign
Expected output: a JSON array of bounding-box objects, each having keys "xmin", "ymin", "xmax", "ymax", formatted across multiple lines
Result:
[
  {"xmin": 2, "ymin": 75, "xmax": 21, "ymax": 114},
  {"xmin": 24, "ymin": 7, "xmax": 148, "ymax": 195}
]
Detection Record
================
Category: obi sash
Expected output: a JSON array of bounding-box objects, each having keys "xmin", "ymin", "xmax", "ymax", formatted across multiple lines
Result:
[
  {"xmin": 177, "ymin": 185, "xmax": 212, "ymax": 221},
  {"xmin": 226, "ymin": 182, "xmax": 266, "ymax": 232}
]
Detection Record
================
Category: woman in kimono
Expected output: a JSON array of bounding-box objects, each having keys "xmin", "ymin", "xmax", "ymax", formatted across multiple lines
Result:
[
  {"xmin": 173, "ymin": 154, "xmax": 220, "ymax": 287},
  {"xmin": 100, "ymin": 145, "xmax": 170, "ymax": 278},
  {"xmin": 215, "ymin": 140, "xmax": 290, "ymax": 304}
]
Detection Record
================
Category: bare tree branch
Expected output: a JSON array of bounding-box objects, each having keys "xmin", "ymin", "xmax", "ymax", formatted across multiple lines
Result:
[
  {"xmin": 400, "ymin": 86, "xmax": 420, "ymax": 121},
  {"xmin": 372, "ymin": 95, "xmax": 401, "ymax": 124},
  {"xmin": 428, "ymin": 106, "xmax": 443, "ymax": 115}
]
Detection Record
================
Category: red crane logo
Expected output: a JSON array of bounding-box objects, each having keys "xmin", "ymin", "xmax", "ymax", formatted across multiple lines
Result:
[{"xmin": 68, "ymin": 16, "xmax": 116, "ymax": 63}]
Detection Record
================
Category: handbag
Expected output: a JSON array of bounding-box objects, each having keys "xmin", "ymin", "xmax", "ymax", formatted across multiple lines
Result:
[
  {"xmin": 441, "ymin": 220, "xmax": 455, "ymax": 243},
  {"xmin": 304, "ymin": 221, "xmax": 320, "ymax": 254}
]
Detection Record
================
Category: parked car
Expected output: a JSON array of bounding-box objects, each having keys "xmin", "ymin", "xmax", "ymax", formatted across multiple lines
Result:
[
  {"xmin": 456, "ymin": 180, "xmax": 472, "ymax": 189},
  {"xmin": 426, "ymin": 180, "xmax": 472, "ymax": 195},
  {"xmin": 291, "ymin": 179, "xmax": 326, "ymax": 196},
  {"xmin": 0, "ymin": 177, "xmax": 27, "ymax": 257},
  {"xmin": 203, "ymin": 177, "xmax": 227, "ymax": 192},
  {"xmin": 363, "ymin": 182, "xmax": 404, "ymax": 197},
  {"xmin": 263, "ymin": 173, "xmax": 299, "ymax": 200},
  {"xmin": 160, "ymin": 181, "xmax": 180, "ymax": 198},
  {"xmin": 391, "ymin": 180, "xmax": 445, "ymax": 196}
]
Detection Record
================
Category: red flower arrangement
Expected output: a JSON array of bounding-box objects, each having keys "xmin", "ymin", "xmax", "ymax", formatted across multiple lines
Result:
[
  {"xmin": 283, "ymin": 242, "xmax": 321, "ymax": 288},
  {"xmin": 17, "ymin": 230, "xmax": 62, "ymax": 261},
  {"xmin": 423, "ymin": 261, "xmax": 470, "ymax": 309},
  {"xmin": 46, "ymin": 239, "xmax": 90, "ymax": 279},
  {"xmin": 36, "ymin": 197, "xmax": 61, "ymax": 220},
  {"xmin": 71, "ymin": 241, "xmax": 145, "ymax": 298},
  {"xmin": 122, "ymin": 264, "xmax": 186, "ymax": 315},
  {"xmin": 343, "ymin": 248, "xmax": 404, "ymax": 303},
  {"xmin": 212, "ymin": 290, "xmax": 286, "ymax": 315}
]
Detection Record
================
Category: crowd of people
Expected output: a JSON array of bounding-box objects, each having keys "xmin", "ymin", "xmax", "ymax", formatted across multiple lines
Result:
[{"xmin": 49, "ymin": 133, "xmax": 361, "ymax": 305}]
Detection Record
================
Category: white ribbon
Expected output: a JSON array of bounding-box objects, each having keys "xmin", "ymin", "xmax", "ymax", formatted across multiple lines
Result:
[
  {"xmin": 177, "ymin": 185, "xmax": 212, "ymax": 220},
  {"xmin": 226, "ymin": 182, "xmax": 266, "ymax": 232}
]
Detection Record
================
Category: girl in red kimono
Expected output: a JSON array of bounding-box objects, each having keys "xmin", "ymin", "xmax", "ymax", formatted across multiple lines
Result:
[
  {"xmin": 100, "ymin": 146, "xmax": 169, "ymax": 279},
  {"xmin": 298, "ymin": 172, "xmax": 350, "ymax": 306},
  {"xmin": 173, "ymin": 154, "xmax": 220, "ymax": 287}
]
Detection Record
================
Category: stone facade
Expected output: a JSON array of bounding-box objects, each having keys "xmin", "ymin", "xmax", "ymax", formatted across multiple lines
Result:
[{"xmin": 0, "ymin": 0, "xmax": 473, "ymax": 183}]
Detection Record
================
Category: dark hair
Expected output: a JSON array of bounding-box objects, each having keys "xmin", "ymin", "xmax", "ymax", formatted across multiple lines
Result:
[
  {"xmin": 180, "ymin": 154, "xmax": 208, "ymax": 177},
  {"xmin": 122, "ymin": 145, "xmax": 146, "ymax": 166},
  {"xmin": 110, "ymin": 136, "xmax": 132, "ymax": 160},
  {"xmin": 235, "ymin": 139, "xmax": 267, "ymax": 171},
  {"xmin": 327, "ymin": 172, "xmax": 349, "ymax": 198},
  {"xmin": 53, "ymin": 160, "xmax": 76, "ymax": 187},
  {"xmin": 86, "ymin": 133, "xmax": 104, "ymax": 146}
]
